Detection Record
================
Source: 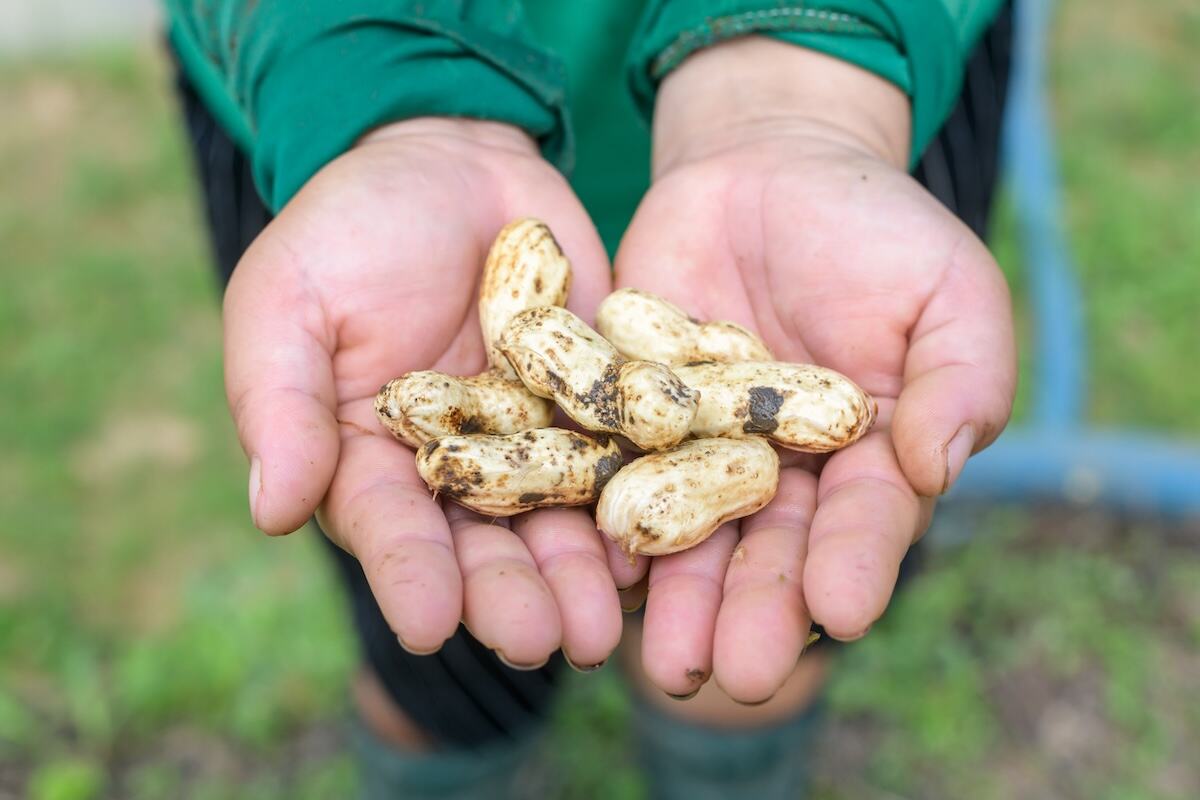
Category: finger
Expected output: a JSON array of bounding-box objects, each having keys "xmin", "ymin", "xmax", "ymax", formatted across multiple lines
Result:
[
  {"xmin": 512, "ymin": 508, "xmax": 622, "ymax": 670},
  {"xmin": 641, "ymin": 525, "xmax": 739, "ymax": 697},
  {"xmin": 804, "ymin": 431, "xmax": 923, "ymax": 640},
  {"xmin": 224, "ymin": 236, "xmax": 340, "ymax": 534},
  {"xmin": 713, "ymin": 469, "xmax": 817, "ymax": 703},
  {"xmin": 447, "ymin": 503, "xmax": 562, "ymax": 669},
  {"xmin": 604, "ymin": 537, "xmax": 650, "ymax": 590},
  {"xmin": 893, "ymin": 236, "xmax": 1016, "ymax": 495},
  {"xmin": 618, "ymin": 573, "xmax": 649, "ymax": 613},
  {"xmin": 319, "ymin": 400, "xmax": 462, "ymax": 653}
]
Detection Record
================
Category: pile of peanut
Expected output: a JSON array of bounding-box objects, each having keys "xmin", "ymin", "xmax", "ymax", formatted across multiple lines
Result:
[{"xmin": 375, "ymin": 219, "xmax": 876, "ymax": 559}]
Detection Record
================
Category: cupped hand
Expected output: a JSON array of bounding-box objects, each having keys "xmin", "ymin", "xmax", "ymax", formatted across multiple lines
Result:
[
  {"xmin": 617, "ymin": 40, "xmax": 1016, "ymax": 702},
  {"xmin": 223, "ymin": 119, "xmax": 624, "ymax": 669}
]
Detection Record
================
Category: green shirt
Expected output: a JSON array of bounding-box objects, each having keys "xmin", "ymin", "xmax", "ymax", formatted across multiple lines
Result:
[{"xmin": 166, "ymin": 0, "xmax": 1004, "ymax": 253}]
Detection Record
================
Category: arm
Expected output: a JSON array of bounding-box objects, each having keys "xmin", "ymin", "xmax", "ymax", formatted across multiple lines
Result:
[
  {"xmin": 167, "ymin": 1, "xmax": 626, "ymax": 668},
  {"xmin": 618, "ymin": 9, "xmax": 1015, "ymax": 702}
]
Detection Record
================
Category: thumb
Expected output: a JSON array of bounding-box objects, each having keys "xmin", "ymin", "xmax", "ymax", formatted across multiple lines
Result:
[
  {"xmin": 892, "ymin": 239, "xmax": 1017, "ymax": 496},
  {"xmin": 223, "ymin": 236, "xmax": 340, "ymax": 534}
]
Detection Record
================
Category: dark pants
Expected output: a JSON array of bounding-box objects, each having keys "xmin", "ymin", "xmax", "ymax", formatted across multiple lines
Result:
[{"xmin": 175, "ymin": 3, "xmax": 1012, "ymax": 751}]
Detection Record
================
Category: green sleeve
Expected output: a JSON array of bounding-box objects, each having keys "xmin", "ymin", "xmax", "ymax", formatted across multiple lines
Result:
[
  {"xmin": 625, "ymin": 0, "xmax": 1006, "ymax": 167},
  {"xmin": 164, "ymin": 0, "xmax": 572, "ymax": 212}
]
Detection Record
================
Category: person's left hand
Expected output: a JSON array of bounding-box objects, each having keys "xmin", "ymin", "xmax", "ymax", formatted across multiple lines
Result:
[{"xmin": 616, "ymin": 38, "xmax": 1016, "ymax": 703}]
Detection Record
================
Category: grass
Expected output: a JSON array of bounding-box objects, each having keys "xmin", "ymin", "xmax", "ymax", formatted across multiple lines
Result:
[
  {"xmin": 0, "ymin": 0, "xmax": 1197, "ymax": 797},
  {"xmin": 0, "ymin": 48, "xmax": 355, "ymax": 799}
]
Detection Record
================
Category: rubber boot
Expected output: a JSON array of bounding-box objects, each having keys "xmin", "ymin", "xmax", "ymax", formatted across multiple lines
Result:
[
  {"xmin": 630, "ymin": 698, "xmax": 826, "ymax": 800},
  {"xmin": 350, "ymin": 717, "xmax": 541, "ymax": 800}
]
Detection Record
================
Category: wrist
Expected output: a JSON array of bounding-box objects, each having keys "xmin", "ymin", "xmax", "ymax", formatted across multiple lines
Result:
[
  {"xmin": 356, "ymin": 117, "xmax": 539, "ymax": 160},
  {"xmin": 652, "ymin": 37, "xmax": 911, "ymax": 175}
]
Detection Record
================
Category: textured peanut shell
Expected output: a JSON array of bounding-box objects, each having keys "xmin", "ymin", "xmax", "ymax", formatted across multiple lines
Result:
[
  {"xmin": 415, "ymin": 429, "xmax": 623, "ymax": 517},
  {"xmin": 675, "ymin": 361, "xmax": 876, "ymax": 453},
  {"xmin": 597, "ymin": 438, "xmax": 779, "ymax": 557},
  {"xmin": 595, "ymin": 288, "xmax": 774, "ymax": 365},
  {"xmin": 374, "ymin": 370, "xmax": 554, "ymax": 449},
  {"xmin": 498, "ymin": 306, "xmax": 699, "ymax": 451},
  {"xmin": 478, "ymin": 218, "xmax": 572, "ymax": 379}
]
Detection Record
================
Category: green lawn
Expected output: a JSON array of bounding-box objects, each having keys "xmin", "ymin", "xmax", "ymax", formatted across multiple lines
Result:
[{"xmin": 1, "ymin": 1, "xmax": 1197, "ymax": 798}]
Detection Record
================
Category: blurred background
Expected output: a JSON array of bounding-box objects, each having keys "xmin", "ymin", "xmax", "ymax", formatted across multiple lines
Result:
[{"xmin": 0, "ymin": 1, "xmax": 1197, "ymax": 798}]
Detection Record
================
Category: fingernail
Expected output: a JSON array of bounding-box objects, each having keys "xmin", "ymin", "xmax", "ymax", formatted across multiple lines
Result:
[
  {"xmin": 942, "ymin": 425, "xmax": 976, "ymax": 494},
  {"xmin": 666, "ymin": 689, "xmax": 699, "ymax": 701},
  {"xmin": 619, "ymin": 587, "xmax": 646, "ymax": 613},
  {"xmin": 565, "ymin": 657, "xmax": 606, "ymax": 673},
  {"xmin": 248, "ymin": 456, "xmax": 263, "ymax": 528},
  {"xmin": 397, "ymin": 635, "xmax": 442, "ymax": 656},
  {"xmin": 494, "ymin": 650, "xmax": 548, "ymax": 672},
  {"xmin": 734, "ymin": 695, "xmax": 774, "ymax": 707}
]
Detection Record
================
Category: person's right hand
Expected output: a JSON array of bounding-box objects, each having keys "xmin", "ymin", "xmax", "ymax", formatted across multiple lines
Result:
[{"xmin": 223, "ymin": 118, "xmax": 624, "ymax": 670}]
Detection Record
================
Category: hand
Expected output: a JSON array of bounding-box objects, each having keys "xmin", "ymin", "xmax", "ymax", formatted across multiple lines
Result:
[
  {"xmin": 616, "ymin": 39, "xmax": 1016, "ymax": 701},
  {"xmin": 223, "ymin": 119, "xmax": 626, "ymax": 669}
]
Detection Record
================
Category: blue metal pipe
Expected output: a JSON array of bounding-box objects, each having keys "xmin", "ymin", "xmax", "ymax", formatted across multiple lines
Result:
[
  {"xmin": 937, "ymin": 0, "xmax": 1200, "ymax": 523},
  {"xmin": 1002, "ymin": 0, "xmax": 1087, "ymax": 427},
  {"xmin": 949, "ymin": 430, "xmax": 1200, "ymax": 517}
]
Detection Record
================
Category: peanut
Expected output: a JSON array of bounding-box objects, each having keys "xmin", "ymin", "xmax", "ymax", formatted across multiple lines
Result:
[
  {"xmin": 479, "ymin": 218, "xmax": 572, "ymax": 379},
  {"xmin": 375, "ymin": 370, "xmax": 554, "ymax": 449},
  {"xmin": 415, "ymin": 428, "xmax": 623, "ymax": 517},
  {"xmin": 675, "ymin": 361, "xmax": 875, "ymax": 453},
  {"xmin": 595, "ymin": 288, "xmax": 773, "ymax": 365},
  {"xmin": 597, "ymin": 438, "xmax": 779, "ymax": 557},
  {"xmin": 498, "ymin": 306, "xmax": 699, "ymax": 451}
]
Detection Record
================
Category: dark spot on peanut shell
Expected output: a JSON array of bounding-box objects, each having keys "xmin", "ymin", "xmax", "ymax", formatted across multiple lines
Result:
[
  {"xmin": 635, "ymin": 521, "xmax": 661, "ymax": 541},
  {"xmin": 660, "ymin": 376, "xmax": 695, "ymax": 405},
  {"xmin": 580, "ymin": 363, "xmax": 623, "ymax": 429},
  {"xmin": 543, "ymin": 370, "xmax": 569, "ymax": 396},
  {"xmin": 743, "ymin": 386, "xmax": 784, "ymax": 434},
  {"xmin": 518, "ymin": 492, "xmax": 547, "ymax": 504},
  {"xmin": 593, "ymin": 452, "xmax": 624, "ymax": 491},
  {"xmin": 430, "ymin": 459, "xmax": 481, "ymax": 499}
]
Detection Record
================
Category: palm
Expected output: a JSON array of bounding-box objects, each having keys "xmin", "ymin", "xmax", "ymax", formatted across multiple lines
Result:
[
  {"xmin": 615, "ymin": 135, "xmax": 1014, "ymax": 700},
  {"xmin": 223, "ymin": 126, "xmax": 623, "ymax": 668}
]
